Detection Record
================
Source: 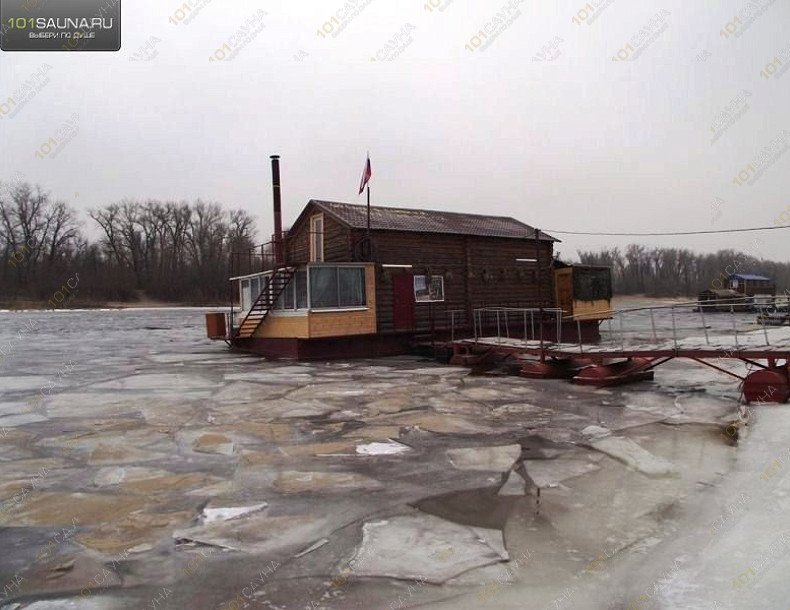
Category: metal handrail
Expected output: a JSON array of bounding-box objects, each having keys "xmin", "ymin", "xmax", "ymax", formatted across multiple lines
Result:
[
  {"xmin": 568, "ymin": 296, "xmax": 767, "ymax": 320},
  {"xmin": 473, "ymin": 302, "xmax": 783, "ymax": 352},
  {"xmin": 472, "ymin": 307, "xmax": 563, "ymax": 346},
  {"xmin": 595, "ymin": 302, "xmax": 779, "ymax": 351}
]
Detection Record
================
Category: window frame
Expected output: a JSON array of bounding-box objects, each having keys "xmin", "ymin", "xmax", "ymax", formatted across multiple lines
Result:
[
  {"xmin": 307, "ymin": 263, "xmax": 368, "ymax": 311},
  {"xmin": 272, "ymin": 269, "xmax": 309, "ymax": 313},
  {"xmin": 309, "ymin": 214, "xmax": 324, "ymax": 263}
]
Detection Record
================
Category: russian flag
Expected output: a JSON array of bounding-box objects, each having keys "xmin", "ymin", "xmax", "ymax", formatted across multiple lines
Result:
[{"xmin": 358, "ymin": 155, "xmax": 372, "ymax": 194}]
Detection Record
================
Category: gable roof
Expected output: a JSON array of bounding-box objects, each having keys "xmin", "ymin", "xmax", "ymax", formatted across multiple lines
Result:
[
  {"xmin": 728, "ymin": 273, "xmax": 771, "ymax": 281},
  {"xmin": 305, "ymin": 200, "xmax": 557, "ymax": 241}
]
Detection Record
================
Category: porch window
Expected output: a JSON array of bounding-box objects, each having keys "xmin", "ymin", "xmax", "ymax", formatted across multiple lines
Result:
[
  {"xmin": 295, "ymin": 269, "xmax": 309, "ymax": 309},
  {"xmin": 310, "ymin": 214, "xmax": 324, "ymax": 262},
  {"xmin": 241, "ymin": 279, "xmax": 252, "ymax": 311},
  {"xmin": 274, "ymin": 269, "xmax": 308, "ymax": 311},
  {"xmin": 414, "ymin": 275, "xmax": 444, "ymax": 302},
  {"xmin": 251, "ymin": 276, "xmax": 264, "ymax": 304},
  {"xmin": 310, "ymin": 266, "xmax": 366, "ymax": 309},
  {"xmin": 240, "ymin": 274, "xmax": 268, "ymax": 312}
]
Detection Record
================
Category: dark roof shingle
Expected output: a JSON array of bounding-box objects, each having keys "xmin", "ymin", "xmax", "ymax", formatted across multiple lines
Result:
[{"xmin": 309, "ymin": 200, "xmax": 557, "ymax": 241}]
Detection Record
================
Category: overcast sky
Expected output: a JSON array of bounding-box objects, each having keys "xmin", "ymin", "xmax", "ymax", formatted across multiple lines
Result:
[{"xmin": 1, "ymin": 0, "xmax": 789, "ymax": 261}]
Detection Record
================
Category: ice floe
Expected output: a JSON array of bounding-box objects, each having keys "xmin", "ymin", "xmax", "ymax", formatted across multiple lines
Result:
[
  {"xmin": 591, "ymin": 436, "xmax": 679, "ymax": 477},
  {"xmin": 447, "ymin": 444, "xmax": 522, "ymax": 472},
  {"xmin": 345, "ymin": 512, "xmax": 508, "ymax": 584}
]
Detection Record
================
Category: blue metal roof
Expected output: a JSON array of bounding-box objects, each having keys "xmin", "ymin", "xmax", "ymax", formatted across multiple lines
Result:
[{"xmin": 728, "ymin": 273, "xmax": 771, "ymax": 281}]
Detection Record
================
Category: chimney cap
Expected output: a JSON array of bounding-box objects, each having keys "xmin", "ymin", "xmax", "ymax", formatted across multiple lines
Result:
[{"xmin": 270, "ymin": 154, "xmax": 280, "ymax": 160}]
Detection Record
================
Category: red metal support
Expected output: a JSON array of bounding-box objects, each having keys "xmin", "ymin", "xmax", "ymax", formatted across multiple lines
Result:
[
  {"xmin": 689, "ymin": 357, "xmax": 746, "ymax": 381},
  {"xmin": 743, "ymin": 366, "xmax": 790, "ymax": 404},
  {"xmin": 573, "ymin": 358, "xmax": 656, "ymax": 387}
]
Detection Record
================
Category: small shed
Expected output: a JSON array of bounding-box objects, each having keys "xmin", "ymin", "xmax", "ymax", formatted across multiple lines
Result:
[
  {"xmin": 727, "ymin": 274, "xmax": 775, "ymax": 296},
  {"xmin": 553, "ymin": 262, "xmax": 612, "ymax": 320}
]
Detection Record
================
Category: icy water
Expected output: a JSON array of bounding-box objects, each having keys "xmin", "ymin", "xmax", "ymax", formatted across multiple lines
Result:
[{"xmin": 0, "ymin": 308, "xmax": 788, "ymax": 609}]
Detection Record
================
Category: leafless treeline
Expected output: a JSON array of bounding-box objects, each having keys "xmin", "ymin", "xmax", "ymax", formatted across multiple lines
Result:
[
  {"xmin": 1, "ymin": 179, "xmax": 256, "ymax": 304},
  {"xmin": 578, "ymin": 245, "xmax": 790, "ymax": 297}
]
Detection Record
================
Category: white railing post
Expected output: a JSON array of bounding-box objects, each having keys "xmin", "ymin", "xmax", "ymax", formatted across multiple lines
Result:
[
  {"xmin": 619, "ymin": 313, "xmax": 625, "ymax": 349},
  {"xmin": 700, "ymin": 304, "xmax": 710, "ymax": 346},
  {"xmin": 523, "ymin": 311, "xmax": 527, "ymax": 347},
  {"xmin": 671, "ymin": 307, "xmax": 678, "ymax": 349},
  {"xmin": 556, "ymin": 311, "xmax": 562, "ymax": 345},
  {"xmin": 731, "ymin": 305, "xmax": 738, "ymax": 348},
  {"xmin": 577, "ymin": 318, "xmax": 583, "ymax": 353},
  {"xmin": 496, "ymin": 310, "xmax": 501, "ymax": 345},
  {"xmin": 761, "ymin": 311, "xmax": 770, "ymax": 346},
  {"xmin": 649, "ymin": 308, "xmax": 658, "ymax": 343}
]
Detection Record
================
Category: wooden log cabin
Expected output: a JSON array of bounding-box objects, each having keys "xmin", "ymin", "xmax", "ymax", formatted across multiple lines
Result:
[{"xmin": 206, "ymin": 157, "xmax": 609, "ymax": 359}]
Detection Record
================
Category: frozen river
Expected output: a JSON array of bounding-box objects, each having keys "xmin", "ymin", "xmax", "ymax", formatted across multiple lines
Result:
[{"xmin": 0, "ymin": 308, "xmax": 788, "ymax": 609}]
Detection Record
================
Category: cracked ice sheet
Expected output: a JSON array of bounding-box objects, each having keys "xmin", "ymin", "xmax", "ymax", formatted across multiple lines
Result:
[
  {"xmin": 606, "ymin": 406, "xmax": 790, "ymax": 610},
  {"xmin": 0, "ymin": 376, "xmax": 52, "ymax": 395},
  {"xmin": 38, "ymin": 392, "xmax": 151, "ymax": 418},
  {"xmin": 524, "ymin": 458, "xmax": 602, "ymax": 487},
  {"xmin": 90, "ymin": 373, "xmax": 220, "ymax": 392},
  {"xmin": 0, "ymin": 411, "xmax": 47, "ymax": 427},
  {"xmin": 173, "ymin": 513, "xmax": 331, "ymax": 554},
  {"xmin": 665, "ymin": 395, "xmax": 739, "ymax": 426},
  {"xmin": 620, "ymin": 391, "xmax": 736, "ymax": 427},
  {"xmin": 212, "ymin": 381, "xmax": 299, "ymax": 404},
  {"xmin": 223, "ymin": 371, "xmax": 315, "ymax": 384},
  {"xmin": 1, "ymin": 598, "xmax": 129, "ymax": 609},
  {"xmin": 210, "ymin": 397, "xmax": 337, "ymax": 420},
  {"xmin": 147, "ymin": 352, "xmax": 218, "ymax": 363},
  {"xmin": 376, "ymin": 412, "xmax": 501, "ymax": 435},
  {"xmin": 286, "ymin": 380, "xmax": 417, "ymax": 403},
  {"xmin": 591, "ymin": 436, "xmax": 679, "ymax": 478},
  {"xmin": 447, "ymin": 445, "xmax": 523, "ymax": 472},
  {"xmin": 347, "ymin": 512, "xmax": 508, "ymax": 584}
]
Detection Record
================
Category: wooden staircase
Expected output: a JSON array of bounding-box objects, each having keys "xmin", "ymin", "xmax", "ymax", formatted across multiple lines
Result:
[{"xmin": 234, "ymin": 267, "xmax": 295, "ymax": 339}]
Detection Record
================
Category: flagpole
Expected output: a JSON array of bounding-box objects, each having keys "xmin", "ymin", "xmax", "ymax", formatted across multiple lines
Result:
[{"xmin": 366, "ymin": 184, "xmax": 371, "ymax": 260}]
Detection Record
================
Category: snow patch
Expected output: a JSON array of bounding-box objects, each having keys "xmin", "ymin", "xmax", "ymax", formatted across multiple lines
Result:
[
  {"xmin": 355, "ymin": 440, "xmax": 411, "ymax": 456},
  {"xmin": 201, "ymin": 502, "xmax": 268, "ymax": 524}
]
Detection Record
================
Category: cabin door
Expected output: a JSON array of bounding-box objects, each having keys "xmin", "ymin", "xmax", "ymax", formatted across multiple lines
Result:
[
  {"xmin": 392, "ymin": 273, "xmax": 416, "ymax": 330},
  {"xmin": 556, "ymin": 273, "xmax": 573, "ymax": 315}
]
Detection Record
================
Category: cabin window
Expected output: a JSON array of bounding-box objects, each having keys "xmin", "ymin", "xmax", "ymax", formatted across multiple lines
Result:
[
  {"xmin": 310, "ymin": 266, "xmax": 366, "ymax": 309},
  {"xmin": 250, "ymin": 276, "xmax": 263, "ymax": 303},
  {"xmin": 240, "ymin": 275, "xmax": 269, "ymax": 311},
  {"xmin": 338, "ymin": 267, "xmax": 366, "ymax": 306},
  {"xmin": 573, "ymin": 268, "xmax": 612, "ymax": 301},
  {"xmin": 414, "ymin": 275, "xmax": 444, "ymax": 302},
  {"xmin": 310, "ymin": 214, "xmax": 324, "ymax": 262},
  {"xmin": 283, "ymin": 279, "xmax": 295, "ymax": 309},
  {"xmin": 295, "ymin": 270, "xmax": 309, "ymax": 309}
]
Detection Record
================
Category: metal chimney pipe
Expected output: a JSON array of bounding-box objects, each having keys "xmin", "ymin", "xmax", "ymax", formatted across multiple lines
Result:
[{"xmin": 270, "ymin": 155, "xmax": 283, "ymax": 266}]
